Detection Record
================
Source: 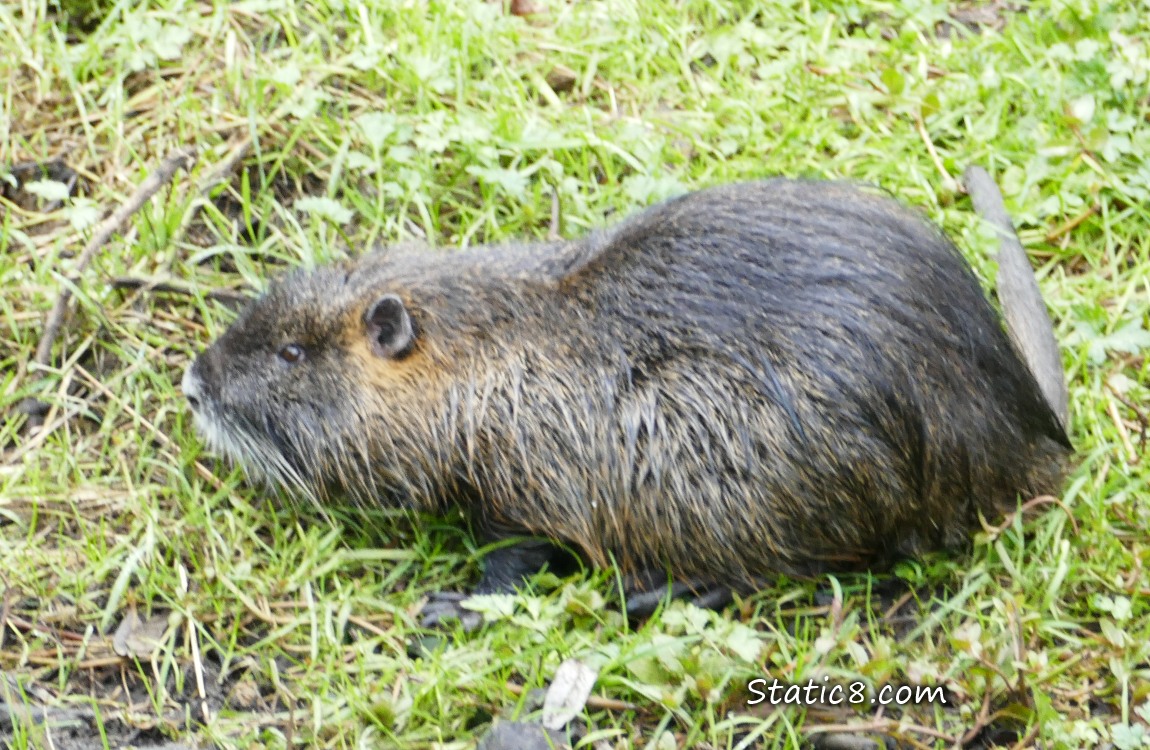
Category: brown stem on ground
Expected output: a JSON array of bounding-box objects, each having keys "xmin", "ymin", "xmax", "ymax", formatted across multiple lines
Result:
[
  {"xmin": 33, "ymin": 147, "xmax": 198, "ymax": 371},
  {"xmin": 23, "ymin": 147, "xmax": 198, "ymax": 430},
  {"xmin": 168, "ymin": 135, "xmax": 253, "ymax": 249},
  {"xmin": 110, "ymin": 276, "xmax": 252, "ymax": 306},
  {"xmin": 1045, "ymin": 203, "xmax": 1099, "ymax": 244}
]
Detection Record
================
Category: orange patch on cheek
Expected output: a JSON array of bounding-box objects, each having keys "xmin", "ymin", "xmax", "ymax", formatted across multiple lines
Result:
[{"xmin": 342, "ymin": 337, "xmax": 445, "ymax": 394}]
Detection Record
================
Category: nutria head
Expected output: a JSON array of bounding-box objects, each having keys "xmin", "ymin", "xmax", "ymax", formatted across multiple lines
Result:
[{"xmin": 183, "ymin": 261, "xmax": 441, "ymax": 505}]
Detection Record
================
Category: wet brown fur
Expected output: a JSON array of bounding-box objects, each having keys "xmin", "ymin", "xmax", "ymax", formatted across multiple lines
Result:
[{"xmin": 184, "ymin": 180, "xmax": 1071, "ymax": 593}]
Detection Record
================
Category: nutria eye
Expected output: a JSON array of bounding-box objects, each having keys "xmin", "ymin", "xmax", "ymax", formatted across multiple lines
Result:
[{"xmin": 279, "ymin": 344, "xmax": 304, "ymax": 364}]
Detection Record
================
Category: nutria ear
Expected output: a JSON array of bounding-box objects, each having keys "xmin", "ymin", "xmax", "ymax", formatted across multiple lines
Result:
[{"xmin": 365, "ymin": 293, "xmax": 415, "ymax": 358}]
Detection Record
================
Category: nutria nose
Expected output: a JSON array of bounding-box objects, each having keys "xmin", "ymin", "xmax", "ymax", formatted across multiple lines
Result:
[{"xmin": 182, "ymin": 365, "xmax": 203, "ymax": 411}]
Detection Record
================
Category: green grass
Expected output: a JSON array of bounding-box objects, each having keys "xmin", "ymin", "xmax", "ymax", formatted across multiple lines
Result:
[{"xmin": 2, "ymin": 0, "xmax": 1148, "ymax": 747}]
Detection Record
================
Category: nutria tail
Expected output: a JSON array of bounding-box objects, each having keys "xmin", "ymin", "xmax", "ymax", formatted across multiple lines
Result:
[{"xmin": 964, "ymin": 166, "xmax": 1070, "ymax": 434}]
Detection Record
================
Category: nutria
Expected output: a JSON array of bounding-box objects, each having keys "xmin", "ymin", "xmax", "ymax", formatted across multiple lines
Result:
[{"xmin": 182, "ymin": 175, "xmax": 1071, "ymax": 613}]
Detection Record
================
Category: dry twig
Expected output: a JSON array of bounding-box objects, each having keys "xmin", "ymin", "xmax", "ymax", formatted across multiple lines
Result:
[
  {"xmin": 32, "ymin": 147, "xmax": 197, "ymax": 372},
  {"xmin": 110, "ymin": 276, "xmax": 252, "ymax": 307}
]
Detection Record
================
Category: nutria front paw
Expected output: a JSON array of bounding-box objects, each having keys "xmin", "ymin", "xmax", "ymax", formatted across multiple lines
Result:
[
  {"xmin": 419, "ymin": 591, "xmax": 484, "ymax": 631},
  {"xmin": 417, "ymin": 540, "xmax": 577, "ymax": 633}
]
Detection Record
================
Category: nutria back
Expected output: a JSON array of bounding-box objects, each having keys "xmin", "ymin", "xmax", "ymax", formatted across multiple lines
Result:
[{"xmin": 183, "ymin": 179, "xmax": 1070, "ymax": 591}]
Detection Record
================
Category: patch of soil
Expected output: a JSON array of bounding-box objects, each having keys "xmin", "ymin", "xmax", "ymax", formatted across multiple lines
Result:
[{"xmin": 0, "ymin": 632, "xmax": 297, "ymax": 750}]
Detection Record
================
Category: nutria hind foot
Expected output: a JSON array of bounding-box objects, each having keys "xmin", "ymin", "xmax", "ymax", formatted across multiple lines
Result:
[{"xmin": 619, "ymin": 571, "xmax": 734, "ymax": 619}]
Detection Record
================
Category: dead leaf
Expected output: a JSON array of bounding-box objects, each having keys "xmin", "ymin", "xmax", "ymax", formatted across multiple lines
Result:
[
  {"xmin": 541, "ymin": 658, "xmax": 598, "ymax": 730},
  {"xmin": 545, "ymin": 65, "xmax": 578, "ymax": 93},
  {"xmin": 112, "ymin": 605, "xmax": 171, "ymax": 659}
]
